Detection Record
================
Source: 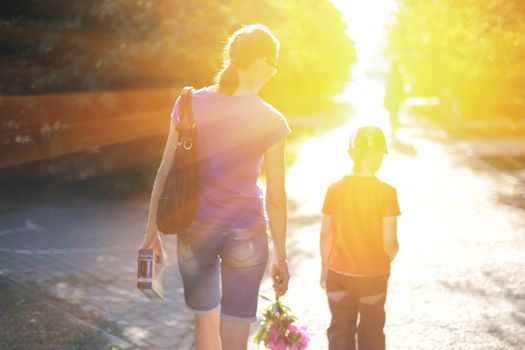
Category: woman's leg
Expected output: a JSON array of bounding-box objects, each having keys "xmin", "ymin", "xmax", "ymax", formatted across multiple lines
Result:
[
  {"xmin": 220, "ymin": 319, "xmax": 250, "ymax": 350},
  {"xmin": 177, "ymin": 221, "xmax": 223, "ymax": 350},
  {"xmin": 219, "ymin": 229, "xmax": 269, "ymax": 349},
  {"xmin": 194, "ymin": 308, "xmax": 222, "ymax": 350}
]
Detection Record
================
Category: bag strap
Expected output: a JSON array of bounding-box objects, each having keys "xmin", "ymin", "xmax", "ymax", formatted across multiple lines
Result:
[{"xmin": 176, "ymin": 86, "xmax": 195, "ymax": 142}]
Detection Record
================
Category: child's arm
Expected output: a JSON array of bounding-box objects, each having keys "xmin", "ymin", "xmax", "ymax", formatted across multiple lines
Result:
[
  {"xmin": 320, "ymin": 214, "xmax": 334, "ymax": 289},
  {"xmin": 383, "ymin": 216, "xmax": 399, "ymax": 261}
]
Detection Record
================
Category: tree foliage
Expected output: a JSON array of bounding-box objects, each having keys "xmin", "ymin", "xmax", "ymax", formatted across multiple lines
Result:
[
  {"xmin": 387, "ymin": 0, "xmax": 525, "ymax": 119},
  {"xmin": 0, "ymin": 0, "xmax": 354, "ymax": 179},
  {"xmin": 1, "ymin": 0, "xmax": 355, "ymax": 112}
]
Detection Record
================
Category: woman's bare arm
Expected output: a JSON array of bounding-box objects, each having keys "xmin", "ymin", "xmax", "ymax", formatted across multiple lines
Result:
[
  {"xmin": 141, "ymin": 122, "xmax": 179, "ymax": 242},
  {"xmin": 263, "ymin": 138, "xmax": 289, "ymax": 296}
]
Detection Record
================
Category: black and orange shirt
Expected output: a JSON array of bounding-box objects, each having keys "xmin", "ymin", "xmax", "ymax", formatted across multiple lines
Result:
[{"xmin": 322, "ymin": 175, "xmax": 401, "ymax": 277}]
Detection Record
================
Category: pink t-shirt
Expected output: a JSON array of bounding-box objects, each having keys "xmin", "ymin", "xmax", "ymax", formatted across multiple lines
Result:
[{"xmin": 171, "ymin": 86, "xmax": 290, "ymax": 230}]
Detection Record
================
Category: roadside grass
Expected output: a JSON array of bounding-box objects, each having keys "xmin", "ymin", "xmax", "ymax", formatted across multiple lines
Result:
[{"xmin": 407, "ymin": 104, "xmax": 525, "ymax": 139}]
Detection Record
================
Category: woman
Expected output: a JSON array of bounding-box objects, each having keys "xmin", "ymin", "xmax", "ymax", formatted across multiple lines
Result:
[{"xmin": 139, "ymin": 24, "xmax": 290, "ymax": 350}]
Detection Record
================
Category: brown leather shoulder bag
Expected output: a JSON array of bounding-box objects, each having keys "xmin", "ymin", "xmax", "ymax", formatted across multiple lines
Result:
[{"xmin": 156, "ymin": 86, "xmax": 198, "ymax": 234}]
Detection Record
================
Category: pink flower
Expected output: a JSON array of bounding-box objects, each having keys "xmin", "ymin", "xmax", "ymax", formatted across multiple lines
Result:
[
  {"xmin": 292, "ymin": 324, "xmax": 310, "ymax": 350},
  {"xmin": 290, "ymin": 344, "xmax": 305, "ymax": 350},
  {"xmin": 253, "ymin": 296, "xmax": 310, "ymax": 349},
  {"xmin": 287, "ymin": 323, "xmax": 298, "ymax": 333},
  {"xmin": 268, "ymin": 332, "xmax": 287, "ymax": 350},
  {"xmin": 299, "ymin": 324, "xmax": 310, "ymax": 338}
]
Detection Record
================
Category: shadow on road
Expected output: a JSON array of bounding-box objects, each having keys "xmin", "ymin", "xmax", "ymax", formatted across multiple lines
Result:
[{"xmin": 438, "ymin": 270, "xmax": 525, "ymax": 347}]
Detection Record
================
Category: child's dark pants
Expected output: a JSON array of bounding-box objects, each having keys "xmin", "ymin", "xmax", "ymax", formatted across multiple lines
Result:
[{"xmin": 326, "ymin": 270, "xmax": 389, "ymax": 350}]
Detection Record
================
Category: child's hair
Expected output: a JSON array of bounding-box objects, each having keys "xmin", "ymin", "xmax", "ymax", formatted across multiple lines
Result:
[
  {"xmin": 352, "ymin": 149, "xmax": 366, "ymax": 173},
  {"xmin": 215, "ymin": 24, "xmax": 280, "ymax": 95},
  {"xmin": 349, "ymin": 126, "xmax": 388, "ymax": 172}
]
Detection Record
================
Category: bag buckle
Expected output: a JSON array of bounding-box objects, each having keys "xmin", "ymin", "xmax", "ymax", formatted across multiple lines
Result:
[{"xmin": 183, "ymin": 140, "xmax": 193, "ymax": 150}]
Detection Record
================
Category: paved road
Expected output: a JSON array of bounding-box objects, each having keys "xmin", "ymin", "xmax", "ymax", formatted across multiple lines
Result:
[{"xmin": 1, "ymin": 123, "xmax": 524, "ymax": 349}]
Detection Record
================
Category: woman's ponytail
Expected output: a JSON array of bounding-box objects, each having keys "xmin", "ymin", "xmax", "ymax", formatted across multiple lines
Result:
[
  {"xmin": 214, "ymin": 24, "xmax": 279, "ymax": 96},
  {"xmin": 216, "ymin": 64, "xmax": 239, "ymax": 95}
]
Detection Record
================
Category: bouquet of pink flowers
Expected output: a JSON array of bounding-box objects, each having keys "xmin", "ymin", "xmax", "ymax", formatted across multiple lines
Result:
[{"xmin": 254, "ymin": 295, "xmax": 310, "ymax": 350}]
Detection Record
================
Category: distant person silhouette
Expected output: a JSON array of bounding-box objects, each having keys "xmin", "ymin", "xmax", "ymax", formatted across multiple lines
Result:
[
  {"xmin": 320, "ymin": 126, "xmax": 401, "ymax": 350},
  {"xmin": 384, "ymin": 62, "xmax": 405, "ymax": 138}
]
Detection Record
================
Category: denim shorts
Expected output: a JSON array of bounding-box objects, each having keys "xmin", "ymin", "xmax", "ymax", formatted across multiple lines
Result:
[{"xmin": 177, "ymin": 220, "xmax": 269, "ymax": 323}]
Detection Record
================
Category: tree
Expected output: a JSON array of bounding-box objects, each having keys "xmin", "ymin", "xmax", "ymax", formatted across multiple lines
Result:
[
  {"xmin": 387, "ymin": 0, "xmax": 525, "ymax": 120},
  {"xmin": 1, "ymin": 0, "xmax": 355, "ymax": 112},
  {"xmin": 0, "ymin": 0, "xmax": 355, "ymax": 177}
]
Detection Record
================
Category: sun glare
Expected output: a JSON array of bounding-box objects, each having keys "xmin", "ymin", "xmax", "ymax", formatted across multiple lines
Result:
[
  {"xmin": 331, "ymin": 0, "xmax": 397, "ymax": 61},
  {"xmin": 331, "ymin": 0, "xmax": 398, "ymax": 131},
  {"xmin": 288, "ymin": 2, "xmax": 401, "ymax": 194}
]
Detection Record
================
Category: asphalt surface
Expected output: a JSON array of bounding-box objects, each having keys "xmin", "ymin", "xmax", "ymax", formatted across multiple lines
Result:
[{"xmin": 1, "ymin": 124, "xmax": 524, "ymax": 349}]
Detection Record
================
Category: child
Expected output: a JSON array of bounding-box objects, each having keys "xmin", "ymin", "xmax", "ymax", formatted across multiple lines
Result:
[{"xmin": 320, "ymin": 126, "xmax": 400, "ymax": 350}]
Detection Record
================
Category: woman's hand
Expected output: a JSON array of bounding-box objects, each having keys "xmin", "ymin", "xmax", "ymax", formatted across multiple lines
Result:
[
  {"xmin": 270, "ymin": 255, "xmax": 290, "ymax": 297},
  {"xmin": 139, "ymin": 228, "xmax": 166, "ymax": 264}
]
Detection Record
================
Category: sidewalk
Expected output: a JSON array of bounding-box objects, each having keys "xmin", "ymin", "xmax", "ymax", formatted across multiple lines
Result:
[
  {"xmin": 1, "ymin": 122, "xmax": 524, "ymax": 349},
  {"xmin": 0, "ymin": 190, "xmax": 194, "ymax": 349}
]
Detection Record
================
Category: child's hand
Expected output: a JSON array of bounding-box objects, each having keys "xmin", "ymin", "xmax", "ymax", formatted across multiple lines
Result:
[{"xmin": 320, "ymin": 266, "xmax": 328, "ymax": 290}]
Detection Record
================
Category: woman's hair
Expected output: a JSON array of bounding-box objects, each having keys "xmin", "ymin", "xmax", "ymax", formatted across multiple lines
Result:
[{"xmin": 215, "ymin": 24, "xmax": 280, "ymax": 95}]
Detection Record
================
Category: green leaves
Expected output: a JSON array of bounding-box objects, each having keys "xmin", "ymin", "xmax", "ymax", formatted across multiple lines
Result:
[
  {"xmin": 254, "ymin": 294, "xmax": 309, "ymax": 349},
  {"xmin": 388, "ymin": 0, "xmax": 525, "ymax": 119},
  {"xmin": 3, "ymin": 0, "xmax": 355, "ymax": 113}
]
